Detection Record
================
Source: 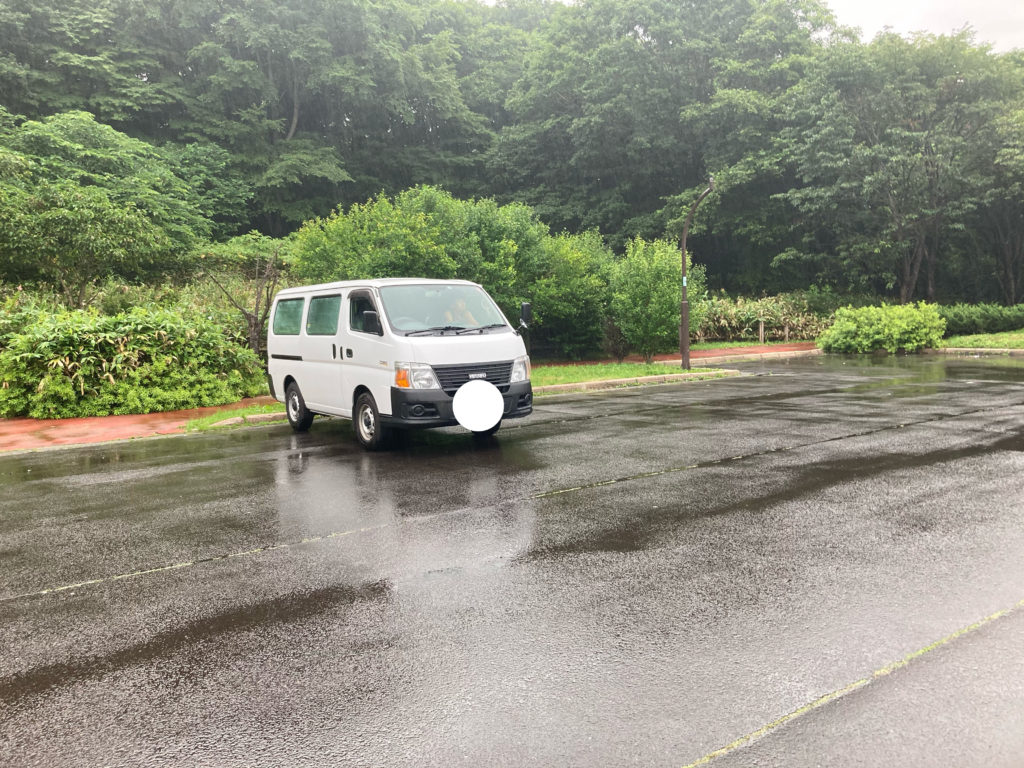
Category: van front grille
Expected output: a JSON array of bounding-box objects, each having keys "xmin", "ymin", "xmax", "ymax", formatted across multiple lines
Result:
[{"xmin": 433, "ymin": 361, "xmax": 513, "ymax": 395}]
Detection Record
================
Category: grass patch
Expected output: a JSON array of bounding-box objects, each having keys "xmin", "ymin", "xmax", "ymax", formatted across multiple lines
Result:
[
  {"xmin": 185, "ymin": 402, "xmax": 285, "ymax": 432},
  {"xmin": 943, "ymin": 330, "xmax": 1024, "ymax": 349},
  {"xmin": 532, "ymin": 362, "xmax": 713, "ymax": 387},
  {"xmin": 186, "ymin": 363, "xmax": 729, "ymax": 432}
]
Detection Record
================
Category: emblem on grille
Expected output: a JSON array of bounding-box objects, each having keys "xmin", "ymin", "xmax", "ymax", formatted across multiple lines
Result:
[{"xmin": 468, "ymin": 372, "xmax": 487, "ymax": 379}]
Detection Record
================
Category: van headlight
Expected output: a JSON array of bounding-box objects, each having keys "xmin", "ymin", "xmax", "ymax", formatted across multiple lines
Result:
[
  {"xmin": 510, "ymin": 355, "xmax": 531, "ymax": 383},
  {"xmin": 395, "ymin": 362, "xmax": 440, "ymax": 390}
]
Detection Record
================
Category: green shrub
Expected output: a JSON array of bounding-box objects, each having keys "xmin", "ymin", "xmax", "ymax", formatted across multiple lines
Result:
[
  {"xmin": 817, "ymin": 303, "xmax": 946, "ymax": 354},
  {"xmin": 937, "ymin": 303, "xmax": 1024, "ymax": 337},
  {"xmin": 0, "ymin": 306, "xmax": 265, "ymax": 418},
  {"xmin": 609, "ymin": 238, "xmax": 684, "ymax": 363},
  {"xmin": 526, "ymin": 231, "xmax": 613, "ymax": 360},
  {"xmin": 696, "ymin": 292, "xmax": 831, "ymax": 341},
  {"xmin": 0, "ymin": 285, "xmax": 63, "ymax": 352}
]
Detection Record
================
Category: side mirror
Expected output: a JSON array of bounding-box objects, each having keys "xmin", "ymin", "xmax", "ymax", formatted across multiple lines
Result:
[
  {"xmin": 519, "ymin": 302, "xmax": 533, "ymax": 329},
  {"xmin": 363, "ymin": 310, "xmax": 383, "ymax": 336}
]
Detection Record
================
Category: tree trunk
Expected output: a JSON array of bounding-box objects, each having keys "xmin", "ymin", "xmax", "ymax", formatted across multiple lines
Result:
[
  {"xmin": 924, "ymin": 234, "xmax": 937, "ymax": 302},
  {"xmin": 1001, "ymin": 238, "xmax": 1021, "ymax": 306},
  {"xmin": 899, "ymin": 242, "xmax": 925, "ymax": 304},
  {"xmin": 285, "ymin": 71, "xmax": 300, "ymax": 141},
  {"xmin": 246, "ymin": 314, "xmax": 262, "ymax": 358}
]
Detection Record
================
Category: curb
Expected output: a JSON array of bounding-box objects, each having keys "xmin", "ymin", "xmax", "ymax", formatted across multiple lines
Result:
[
  {"xmin": 926, "ymin": 347, "xmax": 1024, "ymax": 358},
  {"xmin": 668, "ymin": 348, "xmax": 823, "ymax": 366},
  {"xmin": 209, "ymin": 411, "xmax": 287, "ymax": 428},
  {"xmin": 533, "ymin": 369, "xmax": 741, "ymax": 395}
]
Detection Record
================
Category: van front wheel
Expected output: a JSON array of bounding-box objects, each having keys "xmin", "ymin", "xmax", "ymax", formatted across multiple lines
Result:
[
  {"xmin": 472, "ymin": 420, "xmax": 501, "ymax": 438},
  {"xmin": 354, "ymin": 392, "xmax": 391, "ymax": 450},
  {"xmin": 286, "ymin": 382, "xmax": 314, "ymax": 432}
]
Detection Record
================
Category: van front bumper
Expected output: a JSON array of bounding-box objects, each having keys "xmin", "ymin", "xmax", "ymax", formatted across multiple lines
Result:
[{"xmin": 385, "ymin": 381, "xmax": 533, "ymax": 429}]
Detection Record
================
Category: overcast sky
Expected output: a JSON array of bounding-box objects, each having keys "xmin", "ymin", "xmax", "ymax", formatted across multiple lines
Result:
[{"xmin": 825, "ymin": 0, "xmax": 1024, "ymax": 51}]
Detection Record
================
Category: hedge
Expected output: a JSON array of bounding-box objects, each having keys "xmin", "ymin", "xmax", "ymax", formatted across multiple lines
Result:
[{"xmin": 937, "ymin": 303, "xmax": 1024, "ymax": 337}]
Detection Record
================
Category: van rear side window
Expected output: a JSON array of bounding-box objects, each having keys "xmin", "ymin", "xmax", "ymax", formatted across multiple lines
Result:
[
  {"xmin": 273, "ymin": 298, "xmax": 305, "ymax": 335},
  {"xmin": 306, "ymin": 295, "xmax": 341, "ymax": 335}
]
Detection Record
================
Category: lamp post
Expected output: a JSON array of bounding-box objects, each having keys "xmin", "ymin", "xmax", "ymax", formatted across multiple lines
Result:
[{"xmin": 679, "ymin": 176, "xmax": 714, "ymax": 370}]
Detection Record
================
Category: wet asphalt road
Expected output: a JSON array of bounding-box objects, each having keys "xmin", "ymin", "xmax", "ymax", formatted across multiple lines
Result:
[{"xmin": 1, "ymin": 355, "xmax": 1023, "ymax": 767}]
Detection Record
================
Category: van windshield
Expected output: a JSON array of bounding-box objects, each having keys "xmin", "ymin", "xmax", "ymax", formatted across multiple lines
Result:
[{"xmin": 379, "ymin": 284, "xmax": 509, "ymax": 335}]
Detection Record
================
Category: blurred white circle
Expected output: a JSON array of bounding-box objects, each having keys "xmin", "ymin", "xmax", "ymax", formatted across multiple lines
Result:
[{"xmin": 452, "ymin": 379, "xmax": 504, "ymax": 432}]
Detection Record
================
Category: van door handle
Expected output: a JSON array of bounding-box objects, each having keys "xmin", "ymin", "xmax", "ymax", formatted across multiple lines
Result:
[{"xmin": 332, "ymin": 344, "xmax": 336, "ymax": 359}]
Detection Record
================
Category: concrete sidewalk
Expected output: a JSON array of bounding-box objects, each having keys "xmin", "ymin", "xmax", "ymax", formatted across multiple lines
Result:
[{"xmin": 0, "ymin": 343, "xmax": 818, "ymax": 452}]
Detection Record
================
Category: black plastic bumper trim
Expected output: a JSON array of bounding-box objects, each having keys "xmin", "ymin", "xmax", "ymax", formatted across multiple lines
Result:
[{"xmin": 384, "ymin": 381, "xmax": 533, "ymax": 429}]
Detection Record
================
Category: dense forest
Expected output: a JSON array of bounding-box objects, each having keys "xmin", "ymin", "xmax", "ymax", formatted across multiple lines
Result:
[{"xmin": 1, "ymin": 0, "xmax": 1023, "ymax": 304}]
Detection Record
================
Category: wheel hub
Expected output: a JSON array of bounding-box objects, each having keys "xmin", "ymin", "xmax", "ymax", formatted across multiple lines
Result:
[{"xmin": 359, "ymin": 406, "xmax": 375, "ymax": 439}]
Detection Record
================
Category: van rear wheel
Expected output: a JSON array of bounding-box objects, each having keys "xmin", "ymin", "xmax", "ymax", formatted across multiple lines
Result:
[
  {"xmin": 285, "ymin": 382, "xmax": 314, "ymax": 432},
  {"xmin": 354, "ymin": 392, "xmax": 391, "ymax": 451}
]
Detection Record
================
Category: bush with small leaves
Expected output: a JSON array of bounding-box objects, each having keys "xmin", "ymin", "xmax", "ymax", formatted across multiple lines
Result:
[{"xmin": 817, "ymin": 303, "xmax": 946, "ymax": 354}]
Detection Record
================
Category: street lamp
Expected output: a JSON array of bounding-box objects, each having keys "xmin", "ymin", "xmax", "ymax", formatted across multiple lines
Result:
[{"xmin": 679, "ymin": 175, "xmax": 714, "ymax": 370}]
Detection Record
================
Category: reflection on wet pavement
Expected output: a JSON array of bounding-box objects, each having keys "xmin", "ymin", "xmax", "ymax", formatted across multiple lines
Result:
[{"xmin": 1, "ymin": 355, "xmax": 1023, "ymax": 766}]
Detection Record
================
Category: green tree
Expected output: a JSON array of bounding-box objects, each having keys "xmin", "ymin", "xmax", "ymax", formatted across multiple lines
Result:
[
  {"xmin": 491, "ymin": 0, "xmax": 836, "ymax": 249},
  {"xmin": 971, "ymin": 105, "xmax": 1024, "ymax": 304},
  {"xmin": 291, "ymin": 185, "xmax": 551, "ymax": 314},
  {"xmin": 667, "ymin": 0, "xmax": 840, "ymax": 294},
  {"xmin": 0, "ymin": 181, "xmax": 167, "ymax": 307},
  {"xmin": 165, "ymin": 142, "xmax": 254, "ymax": 241},
  {"xmin": 0, "ymin": 0, "xmax": 180, "ymax": 123},
  {"xmin": 609, "ymin": 238, "xmax": 683, "ymax": 363},
  {"xmin": 778, "ymin": 32, "xmax": 1012, "ymax": 302},
  {"xmin": 291, "ymin": 192, "xmax": 456, "ymax": 284},
  {"xmin": 0, "ymin": 110, "xmax": 212, "ymax": 256}
]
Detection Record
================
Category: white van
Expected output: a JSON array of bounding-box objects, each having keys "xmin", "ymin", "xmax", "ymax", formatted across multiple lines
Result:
[{"xmin": 266, "ymin": 278, "xmax": 533, "ymax": 449}]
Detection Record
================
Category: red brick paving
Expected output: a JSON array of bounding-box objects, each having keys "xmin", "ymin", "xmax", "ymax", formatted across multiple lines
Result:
[
  {"xmin": 545, "ymin": 342, "xmax": 817, "ymax": 365},
  {"xmin": 0, "ymin": 396, "xmax": 278, "ymax": 452}
]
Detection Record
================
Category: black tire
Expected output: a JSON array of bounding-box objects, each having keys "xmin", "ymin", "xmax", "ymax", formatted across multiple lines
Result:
[
  {"xmin": 354, "ymin": 391, "xmax": 391, "ymax": 450},
  {"xmin": 285, "ymin": 382, "xmax": 314, "ymax": 432},
  {"xmin": 472, "ymin": 420, "xmax": 502, "ymax": 439}
]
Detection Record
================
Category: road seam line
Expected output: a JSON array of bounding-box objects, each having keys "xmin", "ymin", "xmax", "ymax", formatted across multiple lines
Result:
[
  {"xmin": 681, "ymin": 597, "xmax": 1024, "ymax": 767},
  {"xmin": 4, "ymin": 402, "xmax": 1020, "ymax": 603},
  {"xmin": 0, "ymin": 524, "xmax": 388, "ymax": 603}
]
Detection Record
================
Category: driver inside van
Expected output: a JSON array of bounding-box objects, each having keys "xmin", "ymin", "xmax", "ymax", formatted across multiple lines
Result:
[{"xmin": 444, "ymin": 297, "xmax": 478, "ymax": 326}]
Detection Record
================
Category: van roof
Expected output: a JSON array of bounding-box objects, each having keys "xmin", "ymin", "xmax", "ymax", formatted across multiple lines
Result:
[{"xmin": 274, "ymin": 277, "xmax": 479, "ymax": 297}]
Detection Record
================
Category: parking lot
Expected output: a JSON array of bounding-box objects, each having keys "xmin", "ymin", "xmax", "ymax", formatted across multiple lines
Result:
[{"xmin": 1, "ymin": 355, "xmax": 1022, "ymax": 767}]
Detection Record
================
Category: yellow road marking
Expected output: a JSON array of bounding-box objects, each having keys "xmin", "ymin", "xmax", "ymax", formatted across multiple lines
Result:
[{"xmin": 682, "ymin": 598, "xmax": 1024, "ymax": 767}]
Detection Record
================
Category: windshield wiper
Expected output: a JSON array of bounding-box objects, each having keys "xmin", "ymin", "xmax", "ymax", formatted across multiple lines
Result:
[
  {"xmin": 404, "ymin": 325, "xmax": 466, "ymax": 336},
  {"xmin": 455, "ymin": 323, "xmax": 507, "ymax": 335}
]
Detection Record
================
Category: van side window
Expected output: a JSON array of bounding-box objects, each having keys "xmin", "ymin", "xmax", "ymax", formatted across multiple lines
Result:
[
  {"xmin": 349, "ymin": 293, "xmax": 378, "ymax": 334},
  {"xmin": 272, "ymin": 298, "xmax": 305, "ymax": 335},
  {"xmin": 306, "ymin": 295, "xmax": 341, "ymax": 335}
]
